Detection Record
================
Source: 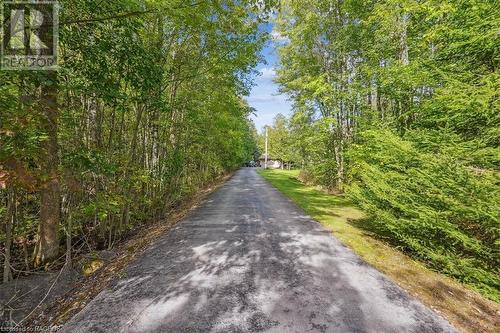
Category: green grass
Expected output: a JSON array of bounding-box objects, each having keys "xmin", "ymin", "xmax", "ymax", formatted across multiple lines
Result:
[
  {"xmin": 257, "ymin": 169, "xmax": 366, "ymax": 242},
  {"xmin": 257, "ymin": 168, "xmax": 500, "ymax": 333}
]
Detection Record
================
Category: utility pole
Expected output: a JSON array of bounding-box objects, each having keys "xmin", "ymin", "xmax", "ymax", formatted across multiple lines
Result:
[{"xmin": 265, "ymin": 126, "xmax": 268, "ymax": 169}]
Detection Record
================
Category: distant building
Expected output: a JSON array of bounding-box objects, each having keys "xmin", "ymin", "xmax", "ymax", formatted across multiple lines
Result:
[{"xmin": 258, "ymin": 155, "xmax": 282, "ymax": 169}]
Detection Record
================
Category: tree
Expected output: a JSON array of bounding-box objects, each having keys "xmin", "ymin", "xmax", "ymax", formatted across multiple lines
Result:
[
  {"xmin": 0, "ymin": 0, "xmax": 270, "ymax": 275},
  {"xmin": 274, "ymin": 0, "xmax": 499, "ymax": 300},
  {"xmin": 34, "ymin": 73, "xmax": 60, "ymax": 267}
]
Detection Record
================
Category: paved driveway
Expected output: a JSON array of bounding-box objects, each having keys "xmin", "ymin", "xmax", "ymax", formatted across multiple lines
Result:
[{"xmin": 62, "ymin": 168, "xmax": 457, "ymax": 333}]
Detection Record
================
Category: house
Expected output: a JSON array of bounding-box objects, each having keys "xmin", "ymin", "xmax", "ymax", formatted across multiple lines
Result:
[{"xmin": 258, "ymin": 155, "xmax": 282, "ymax": 169}]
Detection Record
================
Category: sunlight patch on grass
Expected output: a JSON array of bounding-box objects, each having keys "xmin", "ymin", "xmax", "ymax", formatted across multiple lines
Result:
[{"xmin": 257, "ymin": 168, "xmax": 500, "ymax": 333}]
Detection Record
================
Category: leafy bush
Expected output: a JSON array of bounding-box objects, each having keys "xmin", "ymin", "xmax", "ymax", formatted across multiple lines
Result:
[{"xmin": 347, "ymin": 129, "xmax": 500, "ymax": 301}]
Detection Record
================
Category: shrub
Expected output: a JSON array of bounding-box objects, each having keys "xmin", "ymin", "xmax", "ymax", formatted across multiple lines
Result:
[{"xmin": 347, "ymin": 129, "xmax": 500, "ymax": 301}]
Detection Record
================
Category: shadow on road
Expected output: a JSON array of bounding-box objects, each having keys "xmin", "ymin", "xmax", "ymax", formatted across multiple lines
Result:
[{"xmin": 61, "ymin": 169, "xmax": 456, "ymax": 333}]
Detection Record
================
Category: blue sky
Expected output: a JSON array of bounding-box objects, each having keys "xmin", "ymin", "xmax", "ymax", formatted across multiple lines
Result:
[{"xmin": 246, "ymin": 22, "xmax": 292, "ymax": 132}]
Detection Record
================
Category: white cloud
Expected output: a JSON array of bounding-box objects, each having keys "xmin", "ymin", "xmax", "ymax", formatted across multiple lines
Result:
[
  {"xmin": 247, "ymin": 96, "xmax": 278, "ymax": 103},
  {"xmin": 259, "ymin": 67, "xmax": 276, "ymax": 79}
]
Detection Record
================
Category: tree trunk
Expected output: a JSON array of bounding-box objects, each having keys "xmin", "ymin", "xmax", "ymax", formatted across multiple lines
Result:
[
  {"xmin": 371, "ymin": 80, "xmax": 378, "ymax": 112},
  {"xmin": 34, "ymin": 72, "xmax": 60, "ymax": 267},
  {"xmin": 22, "ymin": 237, "xmax": 29, "ymax": 272},
  {"xmin": 3, "ymin": 188, "xmax": 15, "ymax": 283},
  {"xmin": 334, "ymin": 136, "xmax": 344, "ymax": 192},
  {"xmin": 400, "ymin": 13, "xmax": 410, "ymax": 66},
  {"xmin": 120, "ymin": 104, "xmax": 145, "ymax": 231},
  {"xmin": 64, "ymin": 210, "xmax": 72, "ymax": 269}
]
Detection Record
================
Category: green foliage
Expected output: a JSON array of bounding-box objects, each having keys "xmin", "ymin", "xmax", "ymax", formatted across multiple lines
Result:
[
  {"xmin": 274, "ymin": 0, "xmax": 499, "ymax": 300},
  {"xmin": 1, "ymin": 0, "xmax": 264, "ymax": 270},
  {"xmin": 347, "ymin": 129, "xmax": 499, "ymax": 300},
  {"xmin": 258, "ymin": 113, "xmax": 298, "ymax": 164}
]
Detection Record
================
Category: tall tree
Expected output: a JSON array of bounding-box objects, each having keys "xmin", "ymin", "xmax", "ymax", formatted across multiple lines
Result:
[
  {"xmin": 274, "ymin": 0, "xmax": 499, "ymax": 300},
  {"xmin": 1, "ymin": 0, "xmax": 273, "ymax": 275},
  {"xmin": 34, "ymin": 73, "xmax": 60, "ymax": 266}
]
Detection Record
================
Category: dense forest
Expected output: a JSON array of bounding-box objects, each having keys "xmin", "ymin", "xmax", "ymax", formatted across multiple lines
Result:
[
  {"xmin": 0, "ymin": 1, "xmax": 275, "ymax": 282},
  {"xmin": 0, "ymin": 0, "xmax": 498, "ymax": 308},
  {"xmin": 262, "ymin": 0, "xmax": 499, "ymax": 300}
]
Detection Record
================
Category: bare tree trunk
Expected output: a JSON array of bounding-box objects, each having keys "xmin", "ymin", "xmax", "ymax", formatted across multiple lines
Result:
[
  {"xmin": 399, "ymin": 12, "xmax": 411, "ymax": 131},
  {"xmin": 334, "ymin": 135, "xmax": 344, "ymax": 192},
  {"xmin": 3, "ymin": 188, "xmax": 15, "ymax": 283},
  {"xmin": 65, "ymin": 210, "xmax": 73, "ymax": 269},
  {"xmin": 22, "ymin": 237, "xmax": 29, "ymax": 272},
  {"xmin": 34, "ymin": 72, "xmax": 60, "ymax": 267},
  {"xmin": 371, "ymin": 80, "xmax": 378, "ymax": 111},
  {"xmin": 337, "ymin": 149, "xmax": 344, "ymax": 191},
  {"xmin": 400, "ymin": 13, "xmax": 410, "ymax": 66}
]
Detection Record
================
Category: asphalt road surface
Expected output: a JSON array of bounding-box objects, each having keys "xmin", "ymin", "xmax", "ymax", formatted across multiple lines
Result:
[{"xmin": 62, "ymin": 168, "xmax": 457, "ymax": 333}]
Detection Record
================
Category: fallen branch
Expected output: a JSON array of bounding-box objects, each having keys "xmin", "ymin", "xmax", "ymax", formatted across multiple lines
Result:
[{"xmin": 14, "ymin": 266, "xmax": 65, "ymax": 327}]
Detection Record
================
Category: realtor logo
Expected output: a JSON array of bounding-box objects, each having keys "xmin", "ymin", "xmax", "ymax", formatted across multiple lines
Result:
[{"xmin": 1, "ymin": 1, "xmax": 58, "ymax": 70}]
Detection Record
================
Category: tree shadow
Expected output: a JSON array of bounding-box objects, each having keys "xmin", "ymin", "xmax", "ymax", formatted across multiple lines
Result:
[{"xmin": 60, "ymin": 170, "xmax": 456, "ymax": 333}]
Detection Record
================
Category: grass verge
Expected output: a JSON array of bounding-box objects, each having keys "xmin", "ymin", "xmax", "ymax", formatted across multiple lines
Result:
[{"xmin": 257, "ymin": 168, "xmax": 499, "ymax": 333}]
